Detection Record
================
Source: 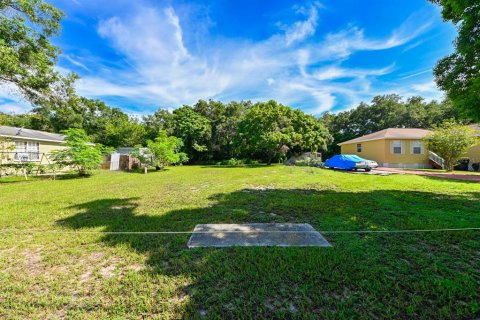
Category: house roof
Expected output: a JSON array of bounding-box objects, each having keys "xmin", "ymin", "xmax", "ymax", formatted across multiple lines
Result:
[
  {"xmin": 0, "ymin": 126, "xmax": 65, "ymax": 143},
  {"xmin": 338, "ymin": 128, "xmax": 433, "ymax": 146}
]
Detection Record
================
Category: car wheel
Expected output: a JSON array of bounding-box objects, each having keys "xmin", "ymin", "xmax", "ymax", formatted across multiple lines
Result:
[{"xmin": 365, "ymin": 168, "xmax": 371, "ymax": 172}]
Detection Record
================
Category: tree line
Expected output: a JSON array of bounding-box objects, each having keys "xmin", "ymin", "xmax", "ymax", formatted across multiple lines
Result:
[
  {"xmin": 1, "ymin": 94, "xmax": 463, "ymax": 163},
  {"xmin": 0, "ymin": 98, "xmax": 333, "ymax": 164}
]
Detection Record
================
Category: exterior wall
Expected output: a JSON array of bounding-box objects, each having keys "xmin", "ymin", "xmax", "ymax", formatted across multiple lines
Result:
[
  {"xmin": 383, "ymin": 139, "xmax": 430, "ymax": 168},
  {"xmin": 340, "ymin": 139, "xmax": 387, "ymax": 164},
  {"xmin": 0, "ymin": 138, "xmax": 66, "ymax": 165},
  {"xmin": 38, "ymin": 140, "xmax": 67, "ymax": 164},
  {"xmin": 341, "ymin": 139, "xmax": 432, "ymax": 168}
]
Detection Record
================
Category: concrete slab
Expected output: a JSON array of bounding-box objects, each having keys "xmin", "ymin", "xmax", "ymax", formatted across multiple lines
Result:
[{"xmin": 187, "ymin": 223, "xmax": 331, "ymax": 248}]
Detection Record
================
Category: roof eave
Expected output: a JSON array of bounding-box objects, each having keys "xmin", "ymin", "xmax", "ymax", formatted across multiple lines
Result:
[
  {"xmin": 338, "ymin": 137, "xmax": 384, "ymax": 146},
  {"xmin": 0, "ymin": 134, "xmax": 65, "ymax": 144},
  {"xmin": 338, "ymin": 136, "xmax": 429, "ymax": 146}
]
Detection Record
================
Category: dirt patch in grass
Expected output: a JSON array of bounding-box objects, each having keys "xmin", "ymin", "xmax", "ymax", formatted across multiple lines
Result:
[
  {"xmin": 99, "ymin": 257, "xmax": 120, "ymax": 278},
  {"xmin": 22, "ymin": 247, "xmax": 43, "ymax": 276}
]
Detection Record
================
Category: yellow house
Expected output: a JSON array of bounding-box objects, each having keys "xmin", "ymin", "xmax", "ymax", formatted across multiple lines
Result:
[
  {"xmin": 339, "ymin": 127, "xmax": 480, "ymax": 169},
  {"xmin": 465, "ymin": 124, "xmax": 480, "ymax": 165},
  {"xmin": 0, "ymin": 125, "xmax": 67, "ymax": 166}
]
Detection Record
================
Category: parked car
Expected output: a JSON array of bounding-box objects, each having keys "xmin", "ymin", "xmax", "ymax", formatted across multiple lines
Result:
[{"xmin": 325, "ymin": 155, "xmax": 378, "ymax": 172}]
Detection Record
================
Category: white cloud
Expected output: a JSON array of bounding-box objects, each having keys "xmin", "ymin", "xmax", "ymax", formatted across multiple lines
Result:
[
  {"xmin": 411, "ymin": 80, "xmax": 438, "ymax": 93},
  {"xmin": 284, "ymin": 5, "xmax": 319, "ymax": 45},
  {"xmin": 0, "ymin": 103, "xmax": 32, "ymax": 114},
  {"xmin": 68, "ymin": 4, "xmax": 438, "ymax": 115},
  {"xmin": 399, "ymin": 68, "xmax": 432, "ymax": 80},
  {"xmin": 312, "ymin": 64, "xmax": 394, "ymax": 81},
  {"xmin": 0, "ymin": 84, "xmax": 32, "ymax": 114},
  {"xmin": 63, "ymin": 55, "xmax": 90, "ymax": 71}
]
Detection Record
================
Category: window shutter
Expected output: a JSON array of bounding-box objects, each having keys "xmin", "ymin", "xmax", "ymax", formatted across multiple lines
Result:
[
  {"xmin": 390, "ymin": 141, "xmax": 394, "ymax": 154},
  {"xmin": 401, "ymin": 141, "xmax": 405, "ymax": 154}
]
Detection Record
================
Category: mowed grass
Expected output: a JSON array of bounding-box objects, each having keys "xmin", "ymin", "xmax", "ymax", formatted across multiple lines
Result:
[{"xmin": 0, "ymin": 166, "xmax": 479, "ymax": 319}]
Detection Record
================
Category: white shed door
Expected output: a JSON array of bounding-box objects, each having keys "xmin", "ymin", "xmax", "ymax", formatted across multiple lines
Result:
[{"xmin": 110, "ymin": 153, "xmax": 120, "ymax": 171}]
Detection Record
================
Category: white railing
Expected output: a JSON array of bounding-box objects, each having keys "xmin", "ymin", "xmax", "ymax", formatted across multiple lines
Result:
[
  {"xmin": 428, "ymin": 151, "xmax": 445, "ymax": 169},
  {"xmin": 1, "ymin": 152, "xmax": 41, "ymax": 162}
]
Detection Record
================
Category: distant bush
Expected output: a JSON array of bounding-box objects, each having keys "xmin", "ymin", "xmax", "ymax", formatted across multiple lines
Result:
[
  {"xmin": 212, "ymin": 158, "xmax": 267, "ymax": 166},
  {"xmin": 216, "ymin": 158, "xmax": 245, "ymax": 166},
  {"xmin": 36, "ymin": 164, "xmax": 47, "ymax": 174},
  {"xmin": 245, "ymin": 159, "xmax": 261, "ymax": 165},
  {"xmin": 291, "ymin": 157, "xmax": 324, "ymax": 168}
]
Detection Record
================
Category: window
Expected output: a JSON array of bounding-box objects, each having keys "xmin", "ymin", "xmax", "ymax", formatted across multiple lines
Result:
[
  {"xmin": 357, "ymin": 143, "xmax": 362, "ymax": 152},
  {"xmin": 14, "ymin": 141, "xmax": 39, "ymax": 161},
  {"xmin": 27, "ymin": 142, "xmax": 39, "ymax": 160},
  {"xmin": 393, "ymin": 140, "xmax": 402, "ymax": 154},
  {"xmin": 412, "ymin": 141, "xmax": 422, "ymax": 154}
]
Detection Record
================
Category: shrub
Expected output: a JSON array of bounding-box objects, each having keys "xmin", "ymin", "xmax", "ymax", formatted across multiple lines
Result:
[
  {"xmin": 37, "ymin": 164, "xmax": 47, "ymax": 174},
  {"xmin": 50, "ymin": 129, "xmax": 105, "ymax": 176},
  {"xmin": 245, "ymin": 159, "xmax": 260, "ymax": 165},
  {"xmin": 25, "ymin": 163, "xmax": 36, "ymax": 175},
  {"xmin": 424, "ymin": 121, "xmax": 479, "ymax": 171},
  {"xmin": 218, "ymin": 158, "xmax": 244, "ymax": 166},
  {"xmin": 292, "ymin": 157, "xmax": 325, "ymax": 168},
  {"xmin": 131, "ymin": 131, "xmax": 188, "ymax": 174}
]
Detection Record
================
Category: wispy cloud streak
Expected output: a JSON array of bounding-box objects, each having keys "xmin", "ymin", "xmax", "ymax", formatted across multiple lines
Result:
[{"xmin": 68, "ymin": 4, "xmax": 437, "ymax": 114}]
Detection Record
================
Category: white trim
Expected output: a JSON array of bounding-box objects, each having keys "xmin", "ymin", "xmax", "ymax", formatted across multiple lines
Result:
[
  {"xmin": 391, "ymin": 140, "xmax": 403, "ymax": 155},
  {"xmin": 338, "ymin": 137, "xmax": 383, "ymax": 146},
  {"xmin": 338, "ymin": 137, "xmax": 429, "ymax": 146},
  {"xmin": 411, "ymin": 140, "xmax": 423, "ymax": 155},
  {"xmin": 0, "ymin": 134, "xmax": 65, "ymax": 144},
  {"xmin": 381, "ymin": 163, "xmax": 433, "ymax": 169}
]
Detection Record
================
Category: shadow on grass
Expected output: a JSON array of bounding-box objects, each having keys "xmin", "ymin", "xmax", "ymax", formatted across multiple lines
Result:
[{"xmin": 57, "ymin": 188, "xmax": 480, "ymax": 318}]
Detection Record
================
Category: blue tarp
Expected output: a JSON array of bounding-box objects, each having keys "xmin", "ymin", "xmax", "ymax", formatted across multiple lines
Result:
[{"xmin": 325, "ymin": 154, "xmax": 367, "ymax": 170}]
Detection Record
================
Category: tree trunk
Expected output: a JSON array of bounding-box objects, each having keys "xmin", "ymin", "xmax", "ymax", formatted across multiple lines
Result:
[{"xmin": 144, "ymin": 166, "xmax": 148, "ymax": 174}]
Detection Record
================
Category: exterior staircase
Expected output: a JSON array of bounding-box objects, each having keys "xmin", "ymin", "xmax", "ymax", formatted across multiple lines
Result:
[{"xmin": 428, "ymin": 151, "xmax": 445, "ymax": 169}]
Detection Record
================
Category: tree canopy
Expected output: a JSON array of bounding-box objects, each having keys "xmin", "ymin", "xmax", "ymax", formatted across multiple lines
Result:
[
  {"xmin": 424, "ymin": 121, "xmax": 479, "ymax": 171},
  {"xmin": 50, "ymin": 128, "xmax": 105, "ymax": 176},
  {"xmin": 132, "ymin": 130, "xmax": 188, "ymax": 173},
  {"xmin": 238, "ymin": 100, "xmax": 331, "ymax": 164},
  {"xmin": 430, "ymin": 0, "xmax": 480, "ymax": 120},
  {"xmin": 0, "ymin": 0, "xmax": 66, "ymax": 104}
]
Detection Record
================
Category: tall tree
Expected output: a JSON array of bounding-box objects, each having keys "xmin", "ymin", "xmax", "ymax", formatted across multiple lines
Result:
[
  {"xmin": 424, "ymin": 121, "xmax": 478, "ymax": 171},
  {"xmin": 192, "ymin": 99, "xmax": 252, "ymax": 160},
  {"xmin": 238, "ymin": 100, "xmax": 331, "ymax": 164},
  {"xmin": 171, "ymin": 106, "xmax": 211, "ymax": 162},
  {"xmin": 430, "ymin": 0, "xmax": 480, "ymax": 120},
  {"xmin": 0, "ymin": 112, "xmax": 35, "ymax": 128},
  {"xmin": 104, "ymin": 116, "xmax": 146, "ymax": 148},
  {"xmin": 0, "ymin": 0, "xmax": 66, "ymax": 104},
  {"xmin": 143, "ymin": 108, "xmax": 175, "ymax": 140}
]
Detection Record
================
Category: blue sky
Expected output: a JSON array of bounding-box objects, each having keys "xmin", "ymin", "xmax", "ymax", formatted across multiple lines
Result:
[{"xmin": 1, "ymin": 0, "xmax": 457, "ymax": 115}]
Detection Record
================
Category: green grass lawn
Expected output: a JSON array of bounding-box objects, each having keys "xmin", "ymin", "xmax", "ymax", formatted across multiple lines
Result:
[{"xmin": 1, "ymin": 165, "xmax": 479, "ymax": 319}]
